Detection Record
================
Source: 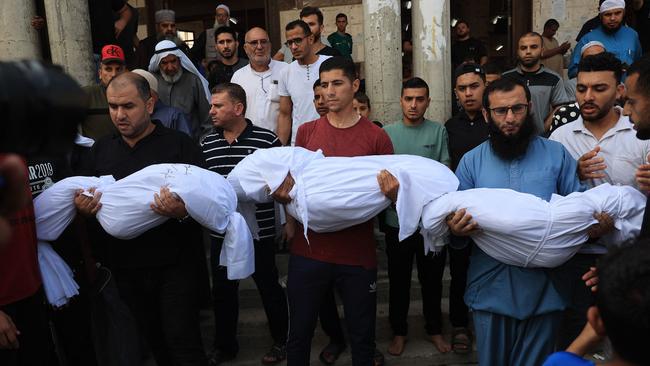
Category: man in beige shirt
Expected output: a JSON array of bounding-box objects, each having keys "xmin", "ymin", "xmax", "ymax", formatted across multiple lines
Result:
[{"xmin": 541, "ymin": 19, "xmax": 571, "ymax": 76}]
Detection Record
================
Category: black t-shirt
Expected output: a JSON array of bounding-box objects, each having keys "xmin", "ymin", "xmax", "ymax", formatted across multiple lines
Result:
[
  {"xmin": 207, "ymin": 57, "xmax": 249, "ymax": 90},
  {"xmin": 88, "ymin": 0, "xmax": 126, "ymax": 54},
  {"xmin": 445, "ymin": 111, "xmax": 489, "ymax": 171},
  {"xmin": 80, "ymin": 122, "xmax": 206, "ymax": 268},
  {"xmin": 636, "ymin": 2, "xmax": 650, "ymax": 54},
  {"xmin": 316, "ymin": 45, "xmax": 341, "ymax": 57},
  {"xmin": 451, "ymin": 38, "xmax": 487, "ymax": 68}
]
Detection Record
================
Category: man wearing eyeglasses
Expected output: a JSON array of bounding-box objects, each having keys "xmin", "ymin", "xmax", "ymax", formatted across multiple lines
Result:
[
  {"xmin": 447, "ymin": 77, "xmax": 608, "ymax": 365},
  {"xmin": 277, "ymin": 20, "xmax": 331, "ymax": 145},
  {"xmin": 231, "ymin": 27, "xmax": 288, "ymax": 133},
  {"xmin": 549, "ymin": 52, "xmax": 650, "ymax": 349}
]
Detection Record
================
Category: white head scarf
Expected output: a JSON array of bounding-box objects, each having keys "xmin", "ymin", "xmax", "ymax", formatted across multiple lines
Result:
[
  {"xmin": 216, "ymin": 4, "xmax": 230, "ymax": 15},
  {"xmin": 148, "ymin": 40, "xmax": 210, "ymax": 102},
  {"xmin": 600, "ymin": 0, "xmax": 625, "ymax": 13}
]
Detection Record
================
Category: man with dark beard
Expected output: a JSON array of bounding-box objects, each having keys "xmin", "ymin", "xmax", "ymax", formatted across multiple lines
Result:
[
  {"xmin": 502, "ymin": 32, "xmax": 570, "ymax": 135},
  {"xmin": 207, "ymin": 27, "xmax": 248, "ymax": 90},
  {"xmin": 569, "ymin": 0, "xmax": 642, "ymax": 79},
  {"xmin": 624, "ymin": 56, "xmax": 650, "ymax": 236},
  {"xmin": 550, "ymin": 52, "xmax": 644, "ymax": 348},
  {"xmin": 446, "ymin": 77, "xmax": 587, "ymax": 365}
]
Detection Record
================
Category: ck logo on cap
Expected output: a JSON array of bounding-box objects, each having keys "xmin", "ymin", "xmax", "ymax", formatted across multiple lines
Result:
[{"xmin": 106, "ymin": 46, "xmax": 122, "ymax": 57}]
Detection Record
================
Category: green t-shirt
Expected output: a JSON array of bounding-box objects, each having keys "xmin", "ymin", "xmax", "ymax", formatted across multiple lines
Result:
[
  {"xmin": 327, "ymin": 32, "xmax": 353, "ymax": 58},
  {"xmin": 383, "ymin": 119, "xmax": 450, "ymax": 228}
]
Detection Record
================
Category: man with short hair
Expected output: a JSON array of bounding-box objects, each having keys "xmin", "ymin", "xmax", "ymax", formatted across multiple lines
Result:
[
  {"xmin": 443, "ymin": 64, "xmax": 490, "ymax": 355},
  {"xmin": 451, "ymin": 20, "xmax": 488, "ymax": 69},
  {"xmin": 503, "ymin": 32, "xmax": 570, "ymax": 134},
  {"xmin": 624, "ymin": 56, "xmax": 650, "ymax": 236},
  {"xmin": 207, "ymin": 26, "xmax": 248, "ymax": 90},
  {"xmin": 277, "ymin": 20, "xmax": 331, "ymax": 145},
  {"xmin": 313, "ymin": 79, "xmax": 330, "ymax": 117},
  {"xmin": 272, "ymin": 57, "xmax": 393, "ymax": 366},
  {"xmin": 382, "ymin": 77, "xmax": 451, "ymax": 357},
  {"xmin": 231, "ymin": 27, "xmax": 287, "ymax": 133},
  {"xmin": 135, "ymin": 9, "xmax": 190, "ymax": 70},
  {"xmin": 569, "ymin": 0, "xmax": 642, "ymax": 78},
  {"xmin": 300, "ymin": 7, "xmax": 341, "ymax": 57},
  {"xmin": 482, "ymin": 62, "xmax": 502, "ymax": 86},
  {"xmin": 328, "ymin": 13, "xmax": 353, "ymax": 60},
  {"xmin": 81, "ymin": 44, "xmax": 127, "ymax": 141},
  {"xmin": 132, "ymin": 68, "xmax": 192, "ymax": 136},
  {"xmin": 550, "ymin": 51, "xmax": 649, "ymax": 348},
  {"xmin": 191, "ymin": 4, "xmax": 244, "ymax": 68},
  {"xmin": 542, "ymin": 239, "xmax": 650, "ymax": 366},
  {"xmin": 541, "ymin": 19, "xmax": 571, "ymax": 76},
  {"xmin": 448, "ymin": 77, "xmax": 586, "ymax": 365},
  {"xmin": 200, "ymin": 82, "xmax": 287, "ymax": 366},
  {"xmin": 76, "ymin": 72, "xmax": 208, "ymax": 366},
  {"xmin": 149, "ymin": 40, "xmax": 212, "ymax": 141}
]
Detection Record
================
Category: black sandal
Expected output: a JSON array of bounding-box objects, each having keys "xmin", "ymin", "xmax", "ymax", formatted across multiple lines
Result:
[
  {"xmin": 451, "ymin": 327, "xmax": 472, "ymax": 355},
  {"xmin": 319, "ymin": 342, "xmax": 346, "ymax": 365},
  {"xmin": 261, "ymin": 344, "xmax": 286, "ymax": 365}
]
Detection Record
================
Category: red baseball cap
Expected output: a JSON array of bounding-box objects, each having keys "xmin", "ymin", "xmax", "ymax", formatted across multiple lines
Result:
[{"xmin": 101, "ymin": 44, "xmax": 125, "ymax": 65}]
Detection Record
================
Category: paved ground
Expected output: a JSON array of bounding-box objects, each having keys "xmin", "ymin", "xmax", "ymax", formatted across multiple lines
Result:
[{"xmin": 195, "ymin": 229, "xmax": 479, "ymax": 366}]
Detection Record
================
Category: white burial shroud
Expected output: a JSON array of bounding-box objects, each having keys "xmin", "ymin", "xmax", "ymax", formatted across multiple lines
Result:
[
  {"xmin": 420, "ymin": 183, "xmax": 646, "ymax": 268},
  {"xmin": 227, "ymin": 146, "xmax": 460, "ymax": 241},
  {"xmin": 33, "ymin": 164, "xmax": 254, "ymax": 280}
]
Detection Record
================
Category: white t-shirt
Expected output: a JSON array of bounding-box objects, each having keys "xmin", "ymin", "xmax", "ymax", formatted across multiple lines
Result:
[
  {"xmin": 231, "ymin": 60, "xmax": 288, "ymax": 133},
  {"xmin": 549, "ymin": 111, "xmax": 650, "ymax": 190},
  {"xmin": 549, "ymin": 109, "xmax": 650, "ymax": 254},
  {"xmin": 278, "ymin": 55, "xmax": 331, "ymax": 145}
]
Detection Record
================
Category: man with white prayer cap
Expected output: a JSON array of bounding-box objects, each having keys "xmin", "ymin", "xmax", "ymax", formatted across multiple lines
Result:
[
  {"xmin": 149, "ymin": 40, "xmax": 212, "ymax": 141},
  {"xmin": 191, "ymin": 4, "xmax": 245, "ymax": 68},
  {"xmin": 132, "ymin": 68, "xmax": 192, "ymax": 136},
  {"xmin": 569, "ymin": 0, "xmax": 642, "ymax": 78}
]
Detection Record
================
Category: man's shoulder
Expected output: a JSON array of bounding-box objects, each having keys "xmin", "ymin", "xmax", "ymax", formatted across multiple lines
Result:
[
  {"xmin": 248, "ymin": 124, "xmax": 280, "ymax": 144},
  {"xmin": 231, "ymin": 64, "xmax": 252, "ymax": 82},
  {"xmin": 549, "ymin": 119, "xmax": 582, "ymax": 141},
  {"xmin": 423, "ymin": 119, "xmax": 446, "ymax": 131},
  {"xmin": 531, "ymin": 136, "xmax": 569, "ymax": 155}
]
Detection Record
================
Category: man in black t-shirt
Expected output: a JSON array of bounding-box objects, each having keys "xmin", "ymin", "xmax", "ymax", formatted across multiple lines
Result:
[
  {"xmin": 451, "ymin": 20, "xmax": 488, "ymax": 69},
  {"xmin": 207, "ymin": 27, "xmax": 248, "ymax": 90},
  {"xmin": 76, "ymin": 72, "xmax": 209, "ymax": 366}
]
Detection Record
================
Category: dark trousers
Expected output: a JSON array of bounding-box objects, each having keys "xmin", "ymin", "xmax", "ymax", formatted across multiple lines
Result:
[
  {"xmin": 385, "ymin": 227, "xmax": 446, "ymax": 335},
  {"xmin": 114, "ymin": 250, "xmax": 208, "ymax": 366},
  {"xmin": 0, "ymin": 289, "xmax": 51, "ymax": 366},
  {"xmin": 448, "ymin": 235, "xmax": 471, "ymax": 328},
  {"xmin": 210, "ymin": 237, "xmax": 288, "ymax": 355},
  {"xmin": 287, "ymin": 255, "xmax": 377, "ymax": 366},
  {"xmin": 557, "ymin": 253, "xmax": 599, "ymax": 349},
  {"xmin": 319, "ymin": 288, "xmax": 345, "ymax": 344}
]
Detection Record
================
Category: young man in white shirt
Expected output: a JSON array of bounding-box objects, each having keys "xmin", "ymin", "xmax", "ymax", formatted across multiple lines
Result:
[{"xmin": 277, "ymin": 20, "xmax": 331, "ymax": 145}]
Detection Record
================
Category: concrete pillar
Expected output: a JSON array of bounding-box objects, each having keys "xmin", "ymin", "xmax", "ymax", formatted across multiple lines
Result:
[
  {"xmin": 44, "ymin": 0, "xmax": 95, "ymax": 86},
  {"xmin": 412, "ymin": 0, "xmax": 452, "ymax": 123},
  {"xmin": 0, "ymin": 0, "xmax": 41, "ymax": 60},
  {"xmin": 363, "ymin": 0, "xmax": 403, "ymax": 124}
]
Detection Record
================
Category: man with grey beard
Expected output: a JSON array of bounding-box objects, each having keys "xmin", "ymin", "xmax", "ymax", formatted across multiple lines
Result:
[
  {"xmin": 191, "ymin": 4, "xmax": 245, "ymax": 69},
  {"xmin": 135, "ymin": 9, "xmax": 190, "ymax": 70},
  {"xmin": 149, "ymin": 40, "xmax": 212, "ymax": 141}
]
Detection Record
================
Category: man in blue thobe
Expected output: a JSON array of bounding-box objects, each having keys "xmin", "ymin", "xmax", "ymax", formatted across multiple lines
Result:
[{"xmin": 448, "ymin": 77, "xmax": 592, "ymax": 365}]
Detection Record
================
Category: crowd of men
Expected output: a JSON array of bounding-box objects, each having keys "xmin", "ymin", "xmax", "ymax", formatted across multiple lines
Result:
[{"xmin": 2, "ymin": 1, "xmax": 650, "ymax": 366}]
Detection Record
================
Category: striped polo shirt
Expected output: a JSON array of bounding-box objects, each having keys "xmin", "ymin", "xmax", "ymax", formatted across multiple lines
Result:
[{"xmin": 200, "ymin": 119, "xmax": 281, "ymax": 240}]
